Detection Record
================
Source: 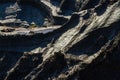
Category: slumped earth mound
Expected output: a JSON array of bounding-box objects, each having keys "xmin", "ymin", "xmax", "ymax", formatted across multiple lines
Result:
[{"xmin": 0, "ymin": 0, "xmax": 120, "ymax": 80}]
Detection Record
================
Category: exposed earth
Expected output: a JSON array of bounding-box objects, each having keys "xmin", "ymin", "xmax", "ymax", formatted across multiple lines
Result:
[{"xmin": 0, "ymin": 0, "xmax": 120, "ymax": 80}]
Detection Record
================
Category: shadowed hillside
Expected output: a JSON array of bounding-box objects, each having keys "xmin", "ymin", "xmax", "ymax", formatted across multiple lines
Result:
[{"xmin": 0, "ymin": 0, "xmax": 120, "ymax": 80}]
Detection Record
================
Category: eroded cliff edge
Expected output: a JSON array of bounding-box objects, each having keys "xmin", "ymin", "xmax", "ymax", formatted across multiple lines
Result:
[{"xmin": 0, "ymin": 0, "xmax": 120, "ymax": 80}]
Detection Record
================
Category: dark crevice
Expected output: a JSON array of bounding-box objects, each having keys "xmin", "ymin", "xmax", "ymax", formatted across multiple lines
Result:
[
  {"xmin": 67, "ymin": 21, "xmax": 120, "ymax": 55},
  {"xmin": 0, "ymin": 51, "xmax": 23, "ymax": 80}
]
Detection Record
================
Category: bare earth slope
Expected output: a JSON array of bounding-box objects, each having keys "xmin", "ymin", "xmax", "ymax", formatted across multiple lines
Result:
[{"xmin": 0, "ymin": 0, "xmax": 120, "ymax": 80}]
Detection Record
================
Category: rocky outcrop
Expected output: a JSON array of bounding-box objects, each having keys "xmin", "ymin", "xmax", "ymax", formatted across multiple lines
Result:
[{"xmin": 0, "ymin": 0, "xmax": 120, "ymax": 80}]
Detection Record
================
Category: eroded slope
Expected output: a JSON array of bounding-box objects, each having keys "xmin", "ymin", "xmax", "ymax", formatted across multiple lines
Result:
[{"xmin": 0, "ymin": 0, "xmax": 120, "ymax": 80}]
